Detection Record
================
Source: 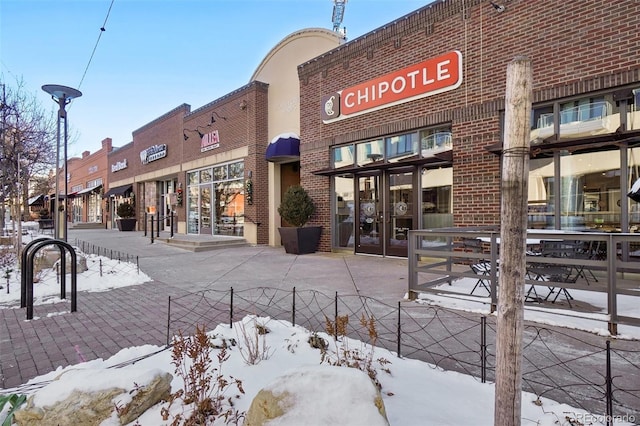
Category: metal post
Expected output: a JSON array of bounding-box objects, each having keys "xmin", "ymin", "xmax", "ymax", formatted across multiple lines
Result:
[
  {"xmin": 230, "ymin": 287, "xmax": 234, "ymax": 328},
  {"xmin": 150, "ymin": 218, "xmax": 154, "ymax": 244},
  {"xmin": 166, "ymin": 296, "xmax": 172, "ymax": 347},
  {"xmin": 334, "ymin": 291, "xmax": 338, "ymax": 341},
  {"xmin": 605, "ymin": 340, "xmax": 613, "ymax": 426},
  {"xmin": 292, "ymin": 287, "xmax": 296, "ymax": 326},
  {"xmin": 156, "ymin": 214, "xmax": 160, "ymax": 238},
  {"xmin": 481, "ymin": 316, "xmax": 487, "ymax": 383},
  {"xmin": 170, "ymin": 212, "xmax": 174, "ymax": 238},
  {"xmin": 144, "ymin": 212, "xmax": 148, "ymax": 236},
  {"xmin": 62, "ymin": 109, "xmax": 68, "ymax": 241},
  {"xmin": 397, "ymin": 301, "xmax": 402, "ymax": 358}
]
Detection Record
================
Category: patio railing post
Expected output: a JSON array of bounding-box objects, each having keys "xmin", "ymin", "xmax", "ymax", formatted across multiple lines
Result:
[
  {"xmin": 397, "ymin": 301, "xmax": 402, "ymax": 358},
  {"xmin": 605, "ymin": 340, "xmax": 613, "ymax": 426},
  {"xmin": 481, "ymin": 316, "xmax": 487, "ymax": 383},
  {"xmin": 607, "ymin": 234, "xmax": 617, "ymax": 335}
]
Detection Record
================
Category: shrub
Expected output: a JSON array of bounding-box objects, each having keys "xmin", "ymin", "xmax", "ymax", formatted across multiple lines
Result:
[
  {"xmin": 277, "ymin": 185, "xmax": 315, "ymax": 227},
  {"xmin": 116, "ymin": 202, "xmax": 135, "ymax": 219}
]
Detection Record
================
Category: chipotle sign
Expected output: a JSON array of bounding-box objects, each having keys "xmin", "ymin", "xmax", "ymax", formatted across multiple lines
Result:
[{"xmin": 322, "ymin": 50, "xmax": 462, "ymax": 122}]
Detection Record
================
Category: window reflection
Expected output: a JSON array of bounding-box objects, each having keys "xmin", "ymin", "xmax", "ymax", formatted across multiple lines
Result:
[
  {"xmin": 356, "ymin": 140, "xmax": 384, "ymax": 166},
  {"xmin": 421, "ymin": 167, "xmax": 453, "ymax": 229},
  {"xmin": 333, "ymin": 145, "xmax": 354, "ymax": 168}
]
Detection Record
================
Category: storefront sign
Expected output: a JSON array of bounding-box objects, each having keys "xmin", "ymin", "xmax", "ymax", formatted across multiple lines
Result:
[
  {"xmin": 322, "ymin": 50, "xmax": 462, "ymax": 122},
  {"xmin": 201, "ymin": 130, "xmax": 220, "ymax": 152},
  {"xmin": 111, "ymin": 159, "xmax": 128, "ymax": 172},
  {"xmin": 140, "ymin": 144, "xmax": 167, "ymax": 164},
  {"xmin": 88, "ymin": 165, "xmax": 98, "ymax": 174}
]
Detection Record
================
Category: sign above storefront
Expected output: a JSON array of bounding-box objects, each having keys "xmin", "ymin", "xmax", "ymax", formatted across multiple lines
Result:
[
  {"xmin": 111, "ymin": 159, "xmax": 128, "ymax": 172},
  {"xmin": 201, "ymin": 130, "xmax": 220, "ymax": 153},
  {"xmin": 140, "ymin": 144, "xmax": 167, "ymax": 164},
  {"xmin": 322, "ymin": 50, "xmax": 462, "ymax": 123}
]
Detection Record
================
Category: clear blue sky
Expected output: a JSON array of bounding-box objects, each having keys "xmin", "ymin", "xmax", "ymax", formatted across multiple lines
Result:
[{"xmin": 1, "ymin": 0, "xmax": 427, "ymax": 157}]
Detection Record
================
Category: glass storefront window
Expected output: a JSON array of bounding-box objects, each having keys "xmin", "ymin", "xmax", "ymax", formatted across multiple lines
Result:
[
  {"xmin": 334, "ymin": 176, "xmax": 354, "ymax": 248},
  {"xmin": 631, "ymin": 88, "xmax": 640, "ymax": 131},
  {"xmin": 560, "ymin": 151, "xmax": 620, "ymax": 231},
  {"xmin": 188, "ymin": 172, "xmax": 199, "ymax": 186},
  {"xmin": 528, "ymin": 157, "xmax": 554, "ymax": 229},
  {"xmin": 356, "ymin": 139, "xmax": 384, "ymax": 166},
  {"xmin": 214, "ymin": 181, "xmax": 244, "ymax": 236},
  {"xmin": 200, "ymin": 169, "xmax": 212, "ymax": 183},
  {"xmin": 628, "ymin": 147, "xmax": 640, "ymax": 229},
  {"xmin": 213, "ymin": 165, "xmax": 228, "ymax": 181},
  {"xmin": 421, "ymin": 167, "xmax": 453, "ymax": 229},
  {"xmin": 333, "ymin": 145, "xmax": 355, "ymax": 168},
  {"xmin": 229, "ymin": 162, "xmax": 244, "ymax": 179},
  {"xmin": 530, "ymin": 94, "xmax": 623, "ymax": 142},
  {"xmin": 420, "ymin": 129, "xmax": 452, "ymax": 157},
  {"xmin": 386, "ymin": 133, "xmax": 418, "ymax": 163},
  {"xmin": 187, "ymin": 161, "xmax": 244, "ymax": 235}
]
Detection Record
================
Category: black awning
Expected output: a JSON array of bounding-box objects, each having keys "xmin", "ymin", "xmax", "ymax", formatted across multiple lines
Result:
[
  {"xmin": 313, "ymin": 150, "xmax": 453, "ymax": 176},
  {"xmin": 28, "ymin": 194, "xmax": 45, "ymax": 206},
  {"xmin": 76, "ymin": 184, "xmax": 102, "ymax": 195},
  {"xmin": 103, "ymin": 184, "xmax": 132, "ymax": 198}
]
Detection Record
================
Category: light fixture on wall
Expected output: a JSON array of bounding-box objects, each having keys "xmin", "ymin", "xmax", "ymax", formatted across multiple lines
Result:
[
  {"xmin": 490, "ymin": 1, "xmax": 505, "ymax": 12},
  {"xmin": 239, "ymin": 100, "xmax": 248, "ymax": 110},
  {"xmin": 182, "ymin": 124, "xmax": 210, "ymax": 141},
  {"xmin": 210, "ymin": 111, "xmax": 227, "ymax": 124}
]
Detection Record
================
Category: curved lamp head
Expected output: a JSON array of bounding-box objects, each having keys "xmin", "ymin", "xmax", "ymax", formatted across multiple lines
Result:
[{"xmin": 42, "ymin": 84, "xmax": 82, "ymax": 102}]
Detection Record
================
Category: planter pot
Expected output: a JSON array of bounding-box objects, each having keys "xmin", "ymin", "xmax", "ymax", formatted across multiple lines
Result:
[
  {"xmin": 278, "ymin": 226, "xmax": 322, "ymax": 255},
  {"xmin": 116, "ymin": 218, "xmax": 137, "ymax": 231}
]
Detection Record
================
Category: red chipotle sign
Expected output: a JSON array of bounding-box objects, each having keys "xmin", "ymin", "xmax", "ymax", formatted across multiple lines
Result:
[{"xmin": 322, "ymin": 50, "xmax": 462, "ymax": 122}]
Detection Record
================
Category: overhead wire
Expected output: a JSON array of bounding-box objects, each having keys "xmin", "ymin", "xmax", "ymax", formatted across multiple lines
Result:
[{"xmin": 77, "ymin": 0, "xmax": 116, "ymax": 91}]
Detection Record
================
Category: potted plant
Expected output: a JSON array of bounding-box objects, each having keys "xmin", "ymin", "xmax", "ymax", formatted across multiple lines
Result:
[
  {"xmin": 36, "ymin": 208, "xmax": 54, "ymax": 233},
  {"xmin": 277, "ymin": 185, "xmax": 322, "ymax": 254},
  {"xmin": 116, "ymin": 202, "xmax": 137, "ymax": 231}
]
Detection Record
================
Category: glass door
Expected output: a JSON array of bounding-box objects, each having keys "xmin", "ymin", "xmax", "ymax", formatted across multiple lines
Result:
[
  {"xmin": 387, "ymin": 171, "xmax": 413, "ymax": 257},
  {"xmin": 200, "ymin": 185, "xmax": 212, "ymax": 235},
  {"xmin": 162, "ymin": 180, "xmax": 174, "ymax": 232},
  {"xmin": 356, "ymin": 174, "xmax": 383, "ymax": 255}
]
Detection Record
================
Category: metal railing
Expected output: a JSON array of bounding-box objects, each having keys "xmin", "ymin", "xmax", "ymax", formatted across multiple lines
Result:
[
  {"xmin": 165, "ymin": 286, "xmax": 640, "ymax": 422},
  {"xmin": 408, "ymin": 228, "xmax": 640, "ymax": 334}
]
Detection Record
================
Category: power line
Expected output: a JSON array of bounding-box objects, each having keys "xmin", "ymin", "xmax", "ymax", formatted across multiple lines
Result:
[{"xmin": 77, "ymin": 0, "xmax": 116, "ymax": 90}]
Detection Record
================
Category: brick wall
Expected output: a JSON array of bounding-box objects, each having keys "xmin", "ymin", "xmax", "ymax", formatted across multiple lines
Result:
[{"xmin": 299, "ymin": 0, "xmax": 640, "ymax": 250}]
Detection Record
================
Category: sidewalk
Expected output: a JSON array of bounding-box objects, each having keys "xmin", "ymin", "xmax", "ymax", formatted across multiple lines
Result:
[{"xmin": 1, "ymin": 229, "xmax": 410, "ymax": 389}]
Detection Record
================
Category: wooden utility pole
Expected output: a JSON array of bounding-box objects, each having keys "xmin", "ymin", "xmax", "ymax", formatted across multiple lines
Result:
[{"xmin": 494, "ymin": 56, "xmax": 532, "ymax": 426}]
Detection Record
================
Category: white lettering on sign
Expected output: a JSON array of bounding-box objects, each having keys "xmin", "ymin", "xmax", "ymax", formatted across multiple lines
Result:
[
  {"xmin": 201, "ymin": 130, "xmax": 220, "ymax": 153},
  {"xmin": 140, "ymin": 144, "xmax": 167, "ymax": 164},
  {"xmin": 324, "ymin": 51, "xmax": 462, "ymax": 123},
  {"xmin": 111, "ymin": 159, "xmax": 128, "ymax": 172}
]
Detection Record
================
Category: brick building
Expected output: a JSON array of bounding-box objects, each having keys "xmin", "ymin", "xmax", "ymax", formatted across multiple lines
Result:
[
  {"xmin": 298, "ymin": 0, "xmax": 640, "ymax": 256},
  {"xmin": 56, "ymin": 137, "xmax": 112, "ymax": 227},
  {"xmin": 105, "ymin": 29, "xmax": 343, "ymax": 245}
]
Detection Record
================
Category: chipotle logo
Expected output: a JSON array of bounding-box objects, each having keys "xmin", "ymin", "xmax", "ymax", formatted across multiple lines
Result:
[{"xmin": 322, "ymin": 50, "xmax": 462, "ymax": 122}]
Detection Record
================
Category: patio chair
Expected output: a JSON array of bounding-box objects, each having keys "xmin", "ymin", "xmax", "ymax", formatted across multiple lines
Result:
[
  {"xmin": 526, "ymin": 240, "xmax": 577, "ymax": 307},
  {"xmin": 462, "ymin": 238, "xmax": 494, "ymax": 296}
]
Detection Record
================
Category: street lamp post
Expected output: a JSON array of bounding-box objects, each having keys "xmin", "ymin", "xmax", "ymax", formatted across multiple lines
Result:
[{"xmin": 41, "ymin": 84, "xmax": 82, "ymax": 241}]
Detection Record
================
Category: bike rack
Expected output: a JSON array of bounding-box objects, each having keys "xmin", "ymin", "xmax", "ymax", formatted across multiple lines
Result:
[{"xmin": 20, "ymin": 238, "xmax": 77, "ymax": 320}]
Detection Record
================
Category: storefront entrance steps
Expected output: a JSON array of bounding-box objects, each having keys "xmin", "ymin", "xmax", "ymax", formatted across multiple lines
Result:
[{"xmin": 156, "ymin": 232, "xmax": 249, "ymax": 252}]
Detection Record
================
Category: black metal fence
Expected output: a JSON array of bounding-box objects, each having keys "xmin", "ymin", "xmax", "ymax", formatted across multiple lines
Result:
[
  {"xmin": 167, "ymin": 287, "xmax": 640, "ymax": 423},
  {"xmin": 73, "ymin": 238, "xmax": 139, "ymax": 271}
]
